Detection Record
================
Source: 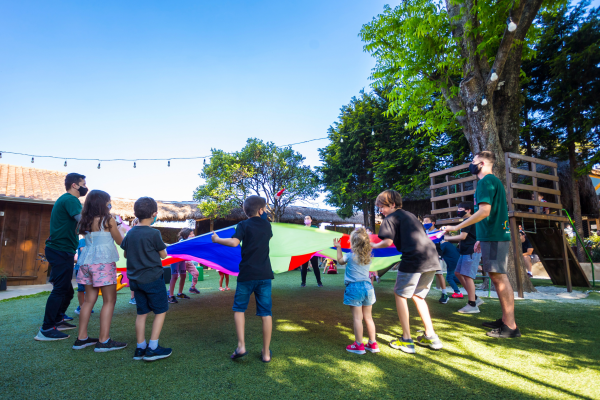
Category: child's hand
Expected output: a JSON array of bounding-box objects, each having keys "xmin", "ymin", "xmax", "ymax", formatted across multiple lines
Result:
[
  {"xmin": 211, "ymin": 231, "xmax": 219, "ymax": 243},
  {"xmin": 333, "ymin": 238, "xmax": 341, "ymax": 249}
]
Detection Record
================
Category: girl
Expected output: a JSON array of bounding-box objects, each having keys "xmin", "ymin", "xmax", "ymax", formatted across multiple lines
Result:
[
  {"xmin": 73, "ymin": 190, "xmax": 126, "ymax": 352},
  {"xmin": 334, "ymin": 227, "xmax": 379, "ymax": 355},
  {"xmin": 169, "ymin": 228, "xmax": 198, "ymax": 303},
  {"xmin": 218, "ymin": 271, "xmax": 230, "ymax": 291},
  {"xmin": 180, "ymin": 228, "xmax": 200, "ymax": 294}
]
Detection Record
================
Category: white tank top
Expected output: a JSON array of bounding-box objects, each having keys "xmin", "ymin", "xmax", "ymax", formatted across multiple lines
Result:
[{"xmin": 78, "ymin": 218, "xmax": 120, "ymax": 265}]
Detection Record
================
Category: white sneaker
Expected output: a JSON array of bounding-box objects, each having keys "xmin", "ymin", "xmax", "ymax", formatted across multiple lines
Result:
[
  {"xmin": 475, "ymin": 297, "xmax": 484, "ymax": 307},
  {"xmin": 458, "ymin": 304, "xmax": 480, "ymax": 314}
]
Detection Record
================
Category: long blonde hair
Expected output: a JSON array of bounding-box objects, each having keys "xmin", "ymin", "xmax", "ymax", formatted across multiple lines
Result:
[{"xmin": 350, "ymin": 227, "xmax": 372, "ymax": 266}]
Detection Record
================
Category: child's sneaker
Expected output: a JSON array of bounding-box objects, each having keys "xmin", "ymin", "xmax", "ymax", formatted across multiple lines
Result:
[
  {"xmin": 143, "ymin": 345, "xmax": 172, "ymax": 361},
  {"xmin": 168, "ymin": 296, "xmax": 178, "ymax": 304},
  {"xmin": 439, "ymin": 293, "xmax": 449, "ymax": 304},
  {"xmin": 72, "ymin": 337, "xmax": 99, "ymax": 350},
  {"xmin": 390, "ymin": 338, "xmax": 416, "ymax": 354},
  {"xmin": 458, "ymin": 304, "xmax": 480, "ymax": 313},
  {"xmin": 475, "ymin": 297, "xmax": 484, "ymax": 307},
  {"xmin": 129, "ymin": 298, "xmax": 136, "ymax": 305},
  {"xmin": 346, "ymin": 342, "xmax": 366, "ymax": 355},
  {"xmin": 451, "ymin": 292, "xmax": 463, "ymax": 299},
  {"xmin": 176, "ymin": 293, "xmax": 191, "ymax": 299},
  {"xmin": 94, "ymin": 339, "xmax": 128, "ymax": 352},
  {"xmin": 415, "ymin": 333, "xmax": 443, "ymax": 350},
  {"xmin": 133, "ymin": 347, "xmax": 146, "ymax": 360},
  {"xmin": 365, "ymin": 341, "xmax": 380, "ymax": 353},
  {"xmin": 189, "ymin": 287, "xmax": 200, "ymax": 294}
]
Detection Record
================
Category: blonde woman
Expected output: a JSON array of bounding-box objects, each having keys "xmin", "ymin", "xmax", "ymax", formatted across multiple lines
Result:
[{"xmin": 334, "ymin": 227, "xmax": 379, "ymax": 355}]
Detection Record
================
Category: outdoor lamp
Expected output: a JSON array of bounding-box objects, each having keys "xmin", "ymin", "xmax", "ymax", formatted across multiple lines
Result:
[
  {"xmin": 507, "ymin": 17, "xmax": 517, "ymax": 32},
  {"xmin": 473, "ymin": 106, "xmax": 479, "ymax": 112},
  {"xmin": 481, "ymin": 96, "xmax": 488, "ymax": 106},
  {"xmin": 490, "ymin": 69, "xmax": 498, "ymax": 82}
]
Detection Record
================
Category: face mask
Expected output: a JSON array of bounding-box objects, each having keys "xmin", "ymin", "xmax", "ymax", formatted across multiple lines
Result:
[
  {"xmin": 469, "ymin": 162, "xmax": 482, "ymax": 175},
  {"xmin": 457, "ymin": 210, "xmax": 466, "ymax": 218},
  {"xmin": 304, "ymin": 219, "xmax": 311, "ymax": 226},
  {"xmin": 423, "ymin": 223, "xmax": 433, "ymax": 230},
  {"xmin": 77, "ymin": 185, "xmax": 88, "ymax": 197},
  {"xmin": 151, "ymin": 216, "xmax": 157, "ymax": 225}
]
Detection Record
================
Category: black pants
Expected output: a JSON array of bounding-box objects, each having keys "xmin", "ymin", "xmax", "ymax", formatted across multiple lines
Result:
[
  {"xmin": 301, "ymin": 257, "xmax": 321, "ymax": 285},
  {"xmin": 42, "ymin": 247, "xmax": 75, "ymax": 330}
]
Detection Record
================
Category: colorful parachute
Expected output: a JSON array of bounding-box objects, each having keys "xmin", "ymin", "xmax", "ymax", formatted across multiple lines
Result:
[{"xmin": 164, "ymin": 223, "xmax": 402, "ymax": 275}]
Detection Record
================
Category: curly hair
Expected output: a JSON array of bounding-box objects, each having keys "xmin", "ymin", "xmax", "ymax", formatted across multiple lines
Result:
[
  {"xmin": 79, "ymin": 190, "xmax": 112, "ymax": 235},
  {"xmin": 178, "ymin": 228, "xmax": 194, "ymax": 241},
  {"xmin": 350, "ymin": 227, "xmax": 372, "ymax": 266}
]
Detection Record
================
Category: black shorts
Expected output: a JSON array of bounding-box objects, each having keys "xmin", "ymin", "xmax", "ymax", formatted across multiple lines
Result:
[{"xmin": 129, "ymin": 276, "xmax": 169, "ymax": 315}]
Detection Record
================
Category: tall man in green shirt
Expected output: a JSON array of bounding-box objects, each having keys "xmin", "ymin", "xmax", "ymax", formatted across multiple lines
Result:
[
  {"xmin": 443, "ymin": 151, "xmax": 521, "ymax": 338},
  {"xmin": 35, "ymin": 173, "xmax": 88, "ymax": 341}
]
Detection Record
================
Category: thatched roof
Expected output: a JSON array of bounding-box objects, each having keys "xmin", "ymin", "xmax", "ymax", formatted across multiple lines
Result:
[{"xmin": 110, "ymin": 198, "xmax": 364, "ymax": 225}]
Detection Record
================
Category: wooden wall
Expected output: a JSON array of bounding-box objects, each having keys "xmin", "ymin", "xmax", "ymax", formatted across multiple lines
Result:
[{"xmin": 0, "ymin": 201, "xmax": 52, "ymax": 286}]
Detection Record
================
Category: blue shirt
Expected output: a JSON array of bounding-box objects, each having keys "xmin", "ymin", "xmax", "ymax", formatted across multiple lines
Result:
[
  {"xmin": 342, "ymin": 253, "xmax": 371, "ymax": 283},
  {"xmin": 75, "ymin": 238, "xmax": 86, "ymax": 269}
]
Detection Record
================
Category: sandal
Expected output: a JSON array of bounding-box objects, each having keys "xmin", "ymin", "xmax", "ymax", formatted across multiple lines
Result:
[
  {"xmin": 219, "ymin": 287, "xmax": 225, "ymax": 291},
  {"xmin": 231, "ymin": 349, "xmax": 248, "ymax": 359},
  {"xmin": 261, "ymin": 349, "xmax": 272, "ymax": 363}
]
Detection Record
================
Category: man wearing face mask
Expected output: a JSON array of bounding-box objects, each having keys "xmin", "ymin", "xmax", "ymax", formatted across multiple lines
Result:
[
  {"xmin": 443, "ymin": 151, "xmax": 520, "ymax": 339},
  {"xmin": 36, "ymin": 173, "xmax": 88, "ymax": 341},
  {"xmin": 300, "ymin": 215, "xmax": 323, "ymax": 287}
]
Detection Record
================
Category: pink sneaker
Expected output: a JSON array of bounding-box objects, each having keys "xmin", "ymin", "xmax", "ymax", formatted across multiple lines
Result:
[
  {"xmin": 451, "ymin": 293, "xmax": 464, "ymax": 299},
  {"xmin": 346, "ymin": 342, "xmax": 366, "ymax": 355},
  {"xmin": 365, "ymin": 341, "xmax": 380, "ymax": 353}
]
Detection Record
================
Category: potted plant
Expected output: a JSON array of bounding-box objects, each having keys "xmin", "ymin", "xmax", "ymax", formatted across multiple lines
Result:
[{"xmin": 0, "ymin": 268, "xmax": 7, "ymax": 291}]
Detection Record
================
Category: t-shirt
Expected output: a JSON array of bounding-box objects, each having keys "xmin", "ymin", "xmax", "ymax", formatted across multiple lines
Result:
[
  {"xmin": 440, "ymin": 242, "xmax": 460, "ymax": 270},
  {"xmin": 459, "ymin": 222, "xmax": 477, "ymax": 255},
  {"xmin": 232, "ymin": 217, "xmax": 274, "ymax": 282},
  {"xmin": 342, "ymin": 253, "xmax": 370, "ymax": 283},
  {"xmin": 75, "ymin": 238, "xmax": 86, "ymax": 269},
  {"xmin": 378, "ymin": 209, "xmax": 440, "ymax": 274},
  {"xmin": 45, "ymin": 193, "xmax": 82, "ymax": 254},
  {"xmin": 522, "ymin": 238, "xmax": 533, "ymax": 254},
  {"xmin": 120, "ymin": 225, "xmax": 167, "ymax": 284},
  {"xmin": 474, "ymin": 174, "xmax": 511, "ymax": 242}
]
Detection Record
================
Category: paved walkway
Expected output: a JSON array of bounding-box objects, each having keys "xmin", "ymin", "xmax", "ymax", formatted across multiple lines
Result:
[{"xmin": 0, "ymin": 280, "xmax": 77, "ymax": 301}]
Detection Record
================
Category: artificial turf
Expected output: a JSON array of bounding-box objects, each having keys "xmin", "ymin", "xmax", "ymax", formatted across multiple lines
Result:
[{"xmin": 1, "ymin": 269, "xmax": 599, "ymax": 400}]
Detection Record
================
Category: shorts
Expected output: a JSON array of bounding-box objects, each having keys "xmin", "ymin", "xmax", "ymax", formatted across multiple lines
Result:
[
  {"xmin": 394, "ymin": 271, "xmax": 436, "ymax": 299},
  {"xmin": 343, "ymin": 281, "xmax": 376, "ymax": 307},
  {"xmin": 170, "ymin": 261, "xmax": 186, "ymax": 275},
  {"xmin": 232, "ymin": 279, "xmax": 272, "ymax": 316},
  {"xmin": 74, "ymin": 268, "xmax": 86, "ymax": 292},
  {"xmin": 129, "ymin": 276, "xmax": 169, "ymax": 315},
  {"xmin": 481, "ymin": 241, "xmax": 510, "ymax": 275},
  {"xmin": 77, "ymin": 262, "xmax": 117, "ymax": 287},
  {"xmin": 455, "ymin": 253, "xmax": 482, "ymax": 280},
  {"xmin": 435, "ymin": 259, "xmax": 447, "ymax": 275}
]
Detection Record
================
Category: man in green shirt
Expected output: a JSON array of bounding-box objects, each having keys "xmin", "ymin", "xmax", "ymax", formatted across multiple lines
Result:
[
  {"xmin": 35, "ymin": 173, "xmax": 88, "ymax": 342},
  {"xmin": 443, "ymin": 151, "xmax": 520, "ymax": 338}
]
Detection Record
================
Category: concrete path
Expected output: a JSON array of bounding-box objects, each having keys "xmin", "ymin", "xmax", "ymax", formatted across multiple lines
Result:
[{"xmin": 0, "ymin": 280, "xmax": 77, "ymax": 301}]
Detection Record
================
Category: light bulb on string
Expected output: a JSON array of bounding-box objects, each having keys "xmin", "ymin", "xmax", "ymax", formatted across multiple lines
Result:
[
  {"xmin": 168, "ymin": 160, "xmax": 170, "ymax": 167},
  {"xmin": 481, "ymin": 96, "xmax": 488, "ymax": 106},
  {"xmin": 404, "ymin": 122, "xmax": 408, "ymax": 128},
  {"xmin": 473, "ymin": 106, "xmax": 479, "ymax": 112},
  {"xmin": 507, "ymin": 17, "xmax": 517, "ymax": 32},
  {"xmin": 371, "ymin": 129, "xmax": 375, "ymax": 136},
  {"xmin": 0, "ymin": 152, "xmax": 2, "ymax": 158},
  {"xmin": 133, "ymin": 161, "xmax": 136, "ymax": 168},
  {"xmin": 340, "ymin": 137, "xmax": 344, "ymax": 143},
  {"xmin": 64, "ymin": 160, "xmax": 67, "ymax": 167},
  {"xmin": 490, "ymin": 69, "xmax": 498, "ymax": 82},
  {"xmin": 203, "ymin": 159, "xmax": 206, "ymax": 165},
  {"xmin": 97, "ymin": 162, "xmax": 101, "ymax": 169},
  {"xmin": 31, "ymin": 157, "xmax": 34, "ymax": 163}
]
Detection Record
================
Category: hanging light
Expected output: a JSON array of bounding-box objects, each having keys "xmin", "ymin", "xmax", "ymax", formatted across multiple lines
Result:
[
  {"xmin": 134, "ymin": 161, "xmax": 136, "ymax": 168},
  {"xmin": 507, "ymin": 17, "xmax": 517, "ymax": 32},
  {"xmin": 97, "ymin": 162, "xmax": 101, "ymax": 169},
  {"xmin": 481, "ymin": 95, "xmax": 488, "ymax": 106},
  {"xmin": 404, "ymin": 122, "xmax": 408, "ymax": 128},
  {"xmin": 168, "ymin": 160, "xmax": 170, "ymax": 167},
  {"xmin": 31, "ymin": 157, "xmax": 34, "ymax": 163},
  {"xmin": 340, "ymin": 137, "xmax": 344, "ymax": 143},
  {"xmin": 371, "ymin": 129, "xmax": 375, "ymax": 136},
  {"xmin": 473, "ymin": 106, "xmax": 479, "ymax": 112},
  {"xmin": 490, "ymin": 68, "xmax": 498, "ymax": 82},
  {"xmin": 0, "ymin": 152, "xmax": 2, "ymax": 158},
  {"xmin": 64, "ymin": 160, "xmax": 67, "ymax": 167},
  {"xmin": 203, "ymin": 159, "xmax": 206, "ymax": 165}
]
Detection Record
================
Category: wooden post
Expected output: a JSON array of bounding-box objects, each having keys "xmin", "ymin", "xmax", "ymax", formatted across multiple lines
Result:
[{"xmin": 561, "ymin": 222, "xmax": 573, "ymax": 292}]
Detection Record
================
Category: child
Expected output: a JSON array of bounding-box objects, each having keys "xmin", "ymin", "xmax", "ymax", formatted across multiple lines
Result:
[
  {"xmin": 73, "ymin": 190, "xmax": 126, "ymax": 352},
  {"xmin": 219, "ymin": 271, "xmax": 231, "ymax": 291},
  {"xmin": 168, "ymin": 228, "xmax": 200, "ymax": 299},
  {"xmin": 422, "ymin": 215, "xmax": 449, "ymax": 304},
  {"xmin": 128, "ymin": 218, "xmax": 139, "ymax": 305},
  {"xmin": 212, "ymin": 195, "xmax": 274, "ymax": 362},
  {"xmin": 121, "ymin": 197, "xmax": 171, "ymax": 361},
  {"xmin": 372, "ymin": 190, "xmax": 443, "ymax": 353},
  {"xmin": 74, "ymin": 236, "xmax": 94, "ymax": 315},
  {"xmin": 334, "ymin": 228, "xmax": 379, "ymax": 355}
]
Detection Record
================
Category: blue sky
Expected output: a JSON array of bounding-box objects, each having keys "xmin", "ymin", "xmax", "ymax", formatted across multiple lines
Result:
[{"xmin": 1, "ymin": 0, "xmax": 598, "ymax": 208}]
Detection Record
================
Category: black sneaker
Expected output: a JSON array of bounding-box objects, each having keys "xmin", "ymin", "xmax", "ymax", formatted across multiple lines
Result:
[
  {"xmin": 72, "ymin": 337, "xmax": 99, "ymax": 350},
  {"xmin": 482, "ymin": 318, "xmax": 504, "ymax": 329},
  {"xmin": 34, "ymin": 327, "xmax": 70, "ymax": 341},
  {"xmin": 317, "ymin": 283, "xmax": 323, "ymax": 287},
  {"xmin": 486, "ymin": 324, "xmax": 522, "ymax": 338},
  {"xmin": 143, "ymin": 345, "xmax": 172, "ymax": 361},
  {"xmin": 300, "ymin": 283, "xmax": 306, "ymax": 287},
  {"xmin": 176, "ymin": 293, "xmax": 191, "ymax": 299},
  {"xmin": 94, "ymin": 339, "xmax": 128, "ymax": 352},
  {"xmin": 133, "ymin": 347, "xmax": 146, "ymax": 360},
  {"xmin": 56, "ymin": 321, "xmax": 77, "ymax": 331},
  {"xmin": 168, "ymin": 296, "xmax": 178, "ymax": 304},
  {"xmin": 439, "ymin": 293, "xmax": 449, "ymax": 304}
]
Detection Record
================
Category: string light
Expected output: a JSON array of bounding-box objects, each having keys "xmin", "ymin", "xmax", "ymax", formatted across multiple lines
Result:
[
  {"xmin": 31, "ymin": 157, "xmax": 34, "ymax": 163},
  {"xmin": 0, "ymin": 152, "xmax": 2, "ymax": 158},
  {"xmin": 168, "ymin": 160, "xmax": 170, "ymax": 167},
  {"xmin": 97, "ymin": 162, "xmax": 101, "ymax": 169},
  {"xmin": 203, "ymin": 159, "xmax": 206, "ymax": 165},
  {"xmin": 133, "ymin": 161, "xmax": 136, "ymax": 168},
  {"xmin": 340, "ymin": 137, "xmax": 344, "ymax": 143},
  {"xmin": 481, "ymin": 96, "xmax": 488, "ymax": 106},
  {"xmin": 371, "ymin": 129, "xmax": 375, "ymax": 136},
  {"xmin": 507, "ymin": 17, "xmax": 517, "ymax": 32},
  {"xmin": 404, "ymin": 122, "xmax": 408, "ymax": 128},
  {"xmin": 473, "ymin": 106, "xmax": 479, "ymax": 112},
  {"xmin": 490, "ymin": 69, "xmax": 498, "ymax": 82}
]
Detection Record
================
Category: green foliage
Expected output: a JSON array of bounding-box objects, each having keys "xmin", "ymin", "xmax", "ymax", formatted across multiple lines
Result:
[{"xmin": 194, "ymin": 139, "xmax": 319, "ymax": 222}]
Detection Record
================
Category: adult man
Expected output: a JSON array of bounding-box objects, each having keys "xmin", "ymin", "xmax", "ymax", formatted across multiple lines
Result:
[
  {"xmin": 443, "ymin": 151, "xmax": 521, "ymax": 338},
  {"xmin": 300, "ymin": 215, "xmax": 323, "ymax": 287},
  {"xmin": 35, "ymin": 173, "xmax": 87, "ymax": 341},
  {"xmin": 520, "ymin": 231, "xmax": 534, "ymax": 278}
]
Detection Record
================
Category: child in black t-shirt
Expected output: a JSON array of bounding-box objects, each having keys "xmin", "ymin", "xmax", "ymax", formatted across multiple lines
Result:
[
  {"xmin": 371, "ymin": 190, "xmax": 442, "ymax": 354},
  {"xmin": 212, "ymin": 196, "xmax": 274, "ymax": 362}
]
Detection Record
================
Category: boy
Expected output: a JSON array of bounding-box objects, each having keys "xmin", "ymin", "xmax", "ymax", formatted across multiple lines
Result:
[
  {"xmin": 444, "ymin": 201, "xmax": 483, "ymax": 313},
  {"xmin": 528, "ymin": 193, "xmax": 549, "ymax": 214},
  {"xmin": 121, "ymin": 197, "xmax": 171, "ymax": 361},
  {"xmin": 423, "ymin": 215, "xmax": 451, "ymax": 304},
  {"xmin": 520, "ymin": 231, "xmax": 534, "ymax": 277},
  {"xmin": 212, "ymin": 195, "xmax": 274, "ymax": 362},
  {"xmin": 443, "ymin": 151, "xmax": 521, "ymax": 338},
  {"xmin": 372, "ymin": 190, "xmax": 442, "ymax": 353}
]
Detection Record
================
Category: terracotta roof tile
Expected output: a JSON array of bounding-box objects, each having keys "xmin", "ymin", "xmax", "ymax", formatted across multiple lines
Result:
[{"xmin": 0, "ymin": 164, "xmax": 67, "ymax": 202}]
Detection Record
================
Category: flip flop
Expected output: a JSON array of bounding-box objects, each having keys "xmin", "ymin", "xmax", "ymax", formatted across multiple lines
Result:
[
  {"xmin": 261, "ymin": 350, "xmax": 272, "ymax": 363},
  {"xmin": 230, "ymin": 349, "xmax": 248, "ymax": 359}
]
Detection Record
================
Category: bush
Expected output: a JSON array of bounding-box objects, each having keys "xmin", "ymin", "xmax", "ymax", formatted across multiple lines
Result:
[{"xmin": 567, "ymin": 232, "xmax": 600, "ymax": 262}]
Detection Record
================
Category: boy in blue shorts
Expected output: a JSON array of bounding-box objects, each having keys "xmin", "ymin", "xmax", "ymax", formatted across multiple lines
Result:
[
  {"xmin": 212, "ymin": 195, "xmax": 274, "ymax": 362},
  {"xmin": 121, "ymin": 197, "xmax": 171, "ymax": 361}
]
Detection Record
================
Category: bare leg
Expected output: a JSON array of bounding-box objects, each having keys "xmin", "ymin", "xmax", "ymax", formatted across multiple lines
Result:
[
  {"xmin": 234, "ymin": 312, "xmax": 246, "ymax": 354},
  {"xmin": 219, "ymin": 274, "xmax": 224, "ymax": 288},
  {"xmin": 130, "ymin": 291, "xmax": 135, "ymax": 299},
  {"xmin": 523, "ymin": 256, "xmax": 532, "ymax": 274},
  {"xmin": 394, "ymin": 294, "xmax": 411, "ymax": 339},
  {"xmin": 225, "ymin": 275, "xmax": 230, "ymax": 288},
  {"xmin": 78, "ymin": 285, "xmax": 99, "ymax": 340},
  {"xmin": 169, "ymin": 275, "xmax": 177, "ymax": 296},
  {"xmin": 178, "ymin": 273, "xmax": 186, "ymax": 294},
  {"xmin": 362, "ymin": 305, "xmax": 376, "ymax": 343},
  {"xmin": 351, "ymin": 306, "xmax": 364, "ymax": 344},
  {"xmin": 456, "ymin": 272, "xmax": 476, "ymax": 302},
  {"xmin": 412, "ymin": 295, "xmax": 436, "ymax": 337},
  {"xmin": 98, "ymin": 284, "xmax": 117, "ymax": 342},
  {"xmin": 435, "ymin": 274, "xmax": 446, "ymax": 290},
  {"xmin": 261, "ymin": 316, "xmax": 272, "ymax": 361},
  {"xmin": 135, "ymin": 313, "xmax": 148, "ymax": 344},
  {"xmin": 77, "ymin": 291, "xmax": 85, "ymax": 307},
  {"xmin": 150, "ymin": 312, "xmax": 166, "ymax": 341},
  {"xmin": 489, "ymin": 273, "xmax": 516, "ymax": 329}
]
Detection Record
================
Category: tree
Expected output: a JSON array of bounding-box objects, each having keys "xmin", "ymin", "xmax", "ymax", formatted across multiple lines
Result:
[
  {"xmin": 360, "ymin": 0, "xmax": 557, "ymax": 292},
  {"xmin": 194, "ymin": 138, "xmax": 320, "ymax": 223}
]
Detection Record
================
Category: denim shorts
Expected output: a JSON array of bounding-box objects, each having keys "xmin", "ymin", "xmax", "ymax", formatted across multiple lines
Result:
[
  {"xmin": 232, "ymin": 279, "xmax": 272, "ymax": 316},
  {"xmin": 394, "ymin": 271, "xmax": 436, "ymax": 299},
  {"xmin": 343, "ymin": 281, "xmax": 376, "ymax": 307},
  {"xmin": 455, "ymin": 253, "xmax": 482, "ymax": 279},
  {"xmin": 129, "ymin": 276, "xmax": 169, "ymax": 315},
  {"xmin": 170, "ymin": 261, "xmax": 186, "ymax": 275}
]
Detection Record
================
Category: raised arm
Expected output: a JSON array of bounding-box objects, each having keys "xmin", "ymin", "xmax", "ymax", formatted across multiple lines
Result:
[
  {"xmin": 443, "ymin": 204, "xmax": 491, "ymax": 232},
  {"xmin": 211, "ymin": 231, "xmax": 240, "ymax": 247},
  {"xmin": 333, "ymin": 238, "xmax": 346, "ymax": 265}
]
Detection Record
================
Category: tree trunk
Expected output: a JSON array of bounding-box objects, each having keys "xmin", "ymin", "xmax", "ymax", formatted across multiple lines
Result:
[
  {"xmin": 568, "ymin": 143, "xmax": 586, "ymax": 262},
  {"xmin": 369, "ymin": 199, "xmax": 376, "ymax": 233},
  {"xmin": 210, "ymin": 219, "xmax": 214, "ymax": 231},
  {"xmin": 362, "ymin": 201, "xmax": 369, "ymax": 228}
]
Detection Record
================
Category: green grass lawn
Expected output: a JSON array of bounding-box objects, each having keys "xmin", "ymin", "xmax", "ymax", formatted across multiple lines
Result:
[{"xmin": 1, "ymin": 269, "xmax": 599, "ymax": 399}]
